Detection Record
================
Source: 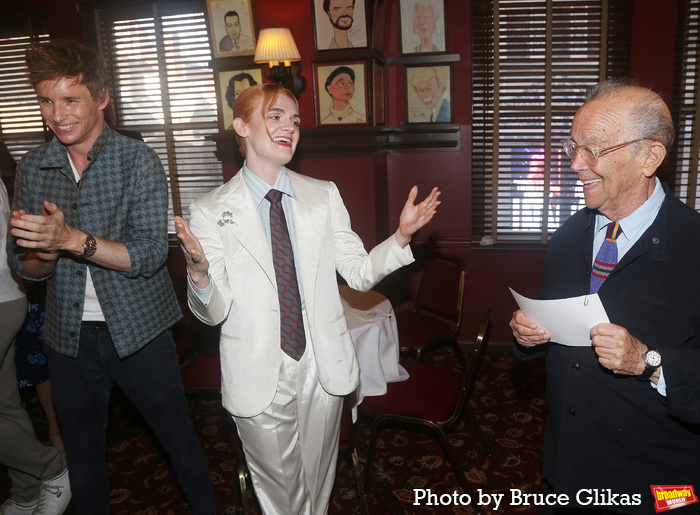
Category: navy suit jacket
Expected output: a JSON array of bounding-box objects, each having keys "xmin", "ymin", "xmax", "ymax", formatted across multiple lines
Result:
[{"xmin": 518, "ymin": 183, "xmax": 700, "ymax": 513}]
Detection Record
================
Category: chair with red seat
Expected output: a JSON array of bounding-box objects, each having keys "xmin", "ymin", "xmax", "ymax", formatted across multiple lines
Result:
[
  {"xmin": 396, "ymin": 253, "xmax": 467, "ymax": 369},
  {"xmin": 359, "ymin": 306, "xmax": 492, "ymax": 500}
]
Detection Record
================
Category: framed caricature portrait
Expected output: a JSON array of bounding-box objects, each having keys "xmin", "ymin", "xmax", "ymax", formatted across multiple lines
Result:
[
  {"xmin": 314, "ymin": 61, "xmax": 368, "ymax": 126},
  {"xmin": 399, "ymin": 0, "xmax": 446, "ymax": 54},
  {"xmin": 312, "ymin": 0, "xmax": 368, "ymax": 51},
  {"xmin": 406, "ymin": 65, "xmax": 451, "ymax": 123},
  {"xmin": 206, "ymin": 0, "xmax": 257, "ymax": 58},
  {"xmin": 218, "ymin": 68, "xmax": 264, "ymax": 130}
]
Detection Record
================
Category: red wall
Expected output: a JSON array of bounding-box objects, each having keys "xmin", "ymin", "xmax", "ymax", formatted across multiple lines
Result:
[{"xmin": 8, "ymin": 0, "xmax": 681, "ymax": 343}]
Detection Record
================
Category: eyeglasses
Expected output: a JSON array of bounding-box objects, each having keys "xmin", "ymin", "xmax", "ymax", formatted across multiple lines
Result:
[{"xmin": 560, "ymin": 138, "xmax": 644, "ymax": 167}]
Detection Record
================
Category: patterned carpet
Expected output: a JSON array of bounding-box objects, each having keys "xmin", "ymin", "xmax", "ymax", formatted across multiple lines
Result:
[{"xmin": 0, "ymin": 349, "xmax": 547, "ymax": 515}]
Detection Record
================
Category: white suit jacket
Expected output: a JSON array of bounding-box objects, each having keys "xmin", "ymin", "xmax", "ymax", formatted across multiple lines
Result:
[{"xmin": 187, "ymin": 169, "xmax": 414, "ymax": 417}]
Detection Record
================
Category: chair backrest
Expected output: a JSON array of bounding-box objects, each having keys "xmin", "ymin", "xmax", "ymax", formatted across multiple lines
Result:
[
  {"xmin": 414, "ymin": 253, "xmax": 466, "ymax": 326},
  {"xmin": 447, "ymin": 306, "xmax": 491, "ymax": 426}
]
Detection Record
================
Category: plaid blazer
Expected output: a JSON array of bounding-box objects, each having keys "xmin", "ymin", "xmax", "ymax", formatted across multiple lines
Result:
[{"xmin": 8, "ymin": 125, "xmax": 181, "ymax": 358}]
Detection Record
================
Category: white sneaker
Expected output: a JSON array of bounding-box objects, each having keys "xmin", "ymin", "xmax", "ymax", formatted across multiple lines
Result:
[
  {"xmin": 0, "ymin": 499, "xmax": 37, "ymax": 515},
  {"xmin": 32, "ymin": 468, "xmax": 71, "ymax": 515}
]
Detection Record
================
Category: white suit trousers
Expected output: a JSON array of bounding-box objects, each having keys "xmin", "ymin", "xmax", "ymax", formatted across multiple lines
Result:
[{"xmin": 233, "ymin": 315, "xmax": 344, "ymax": 515}]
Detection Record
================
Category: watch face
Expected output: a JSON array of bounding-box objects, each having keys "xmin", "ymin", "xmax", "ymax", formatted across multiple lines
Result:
[
  {"xmin": 645, "ymin": 350, "xmax": 662, "ymax": 367},
  {"xmin": 84, "ymin": 235, "xmax": 97, "ymax": 257}
]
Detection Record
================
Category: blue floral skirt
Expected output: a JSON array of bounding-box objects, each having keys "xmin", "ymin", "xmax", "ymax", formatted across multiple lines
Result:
[{"xmin": 14, "ymin": 302, "xmax": 48, "ymax": 388}]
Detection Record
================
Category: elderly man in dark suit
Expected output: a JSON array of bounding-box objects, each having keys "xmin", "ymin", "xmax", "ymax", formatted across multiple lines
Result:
[{"xmin": 510, "ymin": 79, "xmax": 700, "ymax": 515}]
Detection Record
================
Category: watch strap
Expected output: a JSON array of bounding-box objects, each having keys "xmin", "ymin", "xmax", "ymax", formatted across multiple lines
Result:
[{"xmin": 638, "ymin": 363, "xmax": 657, "ymax": 380}]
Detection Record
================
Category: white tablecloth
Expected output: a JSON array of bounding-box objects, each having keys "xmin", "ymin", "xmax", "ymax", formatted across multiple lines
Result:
[{"xmin": 339, "ymin": 286, "xmax": 409, "ymax": 420}]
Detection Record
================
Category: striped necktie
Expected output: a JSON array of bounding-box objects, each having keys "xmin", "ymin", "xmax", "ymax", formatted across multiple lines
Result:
[
  {"xmin": 265, "ymin": 189, "xmax": 306, "ymax": 360},
  {"xmin": 590, "ymin": 221, "xmax": 622, "ymax": 294}
]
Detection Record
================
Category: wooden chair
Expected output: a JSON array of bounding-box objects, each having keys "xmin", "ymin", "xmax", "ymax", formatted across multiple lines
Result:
[
  {"xmin": 338, "ymin": 397, "xmax": 369, "ymax": 515},
  {"xmin": 396, "ymin": 253, "xmax": 467, "ymax": 369},
  {"xmin": 359, "ymin": 307, "xmax": 492, "ymax": 501}
]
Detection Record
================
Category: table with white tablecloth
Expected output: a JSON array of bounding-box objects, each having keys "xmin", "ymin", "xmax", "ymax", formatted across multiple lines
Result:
[{"xmin": 339, "ymin": 285, "xmax": 409, "ymax": 420}]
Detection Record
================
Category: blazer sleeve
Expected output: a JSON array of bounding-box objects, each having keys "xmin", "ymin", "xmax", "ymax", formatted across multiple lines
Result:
[
  {"xmin": 328, "ymin": 182, "xmax": 414, "ymax": 291},
  {"xmin": 662, "ymin": 347, "xmax": 700, "ymax": 424},
  {"xmin": 185, "ymin": 201, "xmax": 233, "ymax": 326}
]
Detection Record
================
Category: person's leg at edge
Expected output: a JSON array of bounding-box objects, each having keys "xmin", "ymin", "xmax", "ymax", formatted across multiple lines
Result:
[
  {"xmin": 45, "ymin": 326, "xmax": 114, "ymax": 515},
  {"xmin": 111, "ymin": 329, "xmax": 217, "ymax": 515},
  {"xmin": 0, "ymin": 297, "xmax": 66, "ymax": 506},
  {"xmin": 35, "ymin": 380, "xmax": 64, "ymax": 453}
]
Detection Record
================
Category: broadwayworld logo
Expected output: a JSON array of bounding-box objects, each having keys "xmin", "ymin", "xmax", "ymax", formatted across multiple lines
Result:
[{"xmin": 650, "ymin": 485, "xmax": 698, "ymax": 513}]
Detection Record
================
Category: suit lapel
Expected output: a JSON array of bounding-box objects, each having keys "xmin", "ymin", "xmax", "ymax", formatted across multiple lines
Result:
[
  {"xmin": 213, "ymin": 173, "xmax": 277, "ymax": 288},
  {"xmin": 289, "ymin": 172, "xmax": 327, "ymax": 296}
]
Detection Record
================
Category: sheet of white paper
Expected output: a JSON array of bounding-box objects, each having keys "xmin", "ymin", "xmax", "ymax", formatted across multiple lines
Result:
[{"xmin": 510, "ymin": 288, "xmax": 610, "ymax": 347}]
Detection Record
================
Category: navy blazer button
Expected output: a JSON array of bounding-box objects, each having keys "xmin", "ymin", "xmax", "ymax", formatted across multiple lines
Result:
[
  {"xmin": 568, "ymin": 409, "xmax": 576, "ymax": 416},
  {"xmin": 573, "ymin": 363, "xmax": 580, "ymax": 371},
  {"xmin": 652, "ymin": 237, "xmax": 660, "ymax": 244}
]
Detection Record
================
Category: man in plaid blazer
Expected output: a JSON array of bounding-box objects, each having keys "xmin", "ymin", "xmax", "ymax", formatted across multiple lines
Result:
[{"xmin": 7, "ymin": 40, "xmax": 216, "ymax": 515}]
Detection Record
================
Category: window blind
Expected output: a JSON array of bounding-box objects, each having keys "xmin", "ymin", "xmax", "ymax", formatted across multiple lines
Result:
[
  {"xmin": 471, "ymin": 0, "xmax": 631, "ymax": 245},
  {"xmin": 95, "ymin": 1, "xmax": 223, "ymax": 228},
  {"xmin": 0, "ymin": 17, "xmax": 50, "ymax": 162},
  {"xmin": 671, "ymin": 0, "xmax": 700, "ymax": 209}
]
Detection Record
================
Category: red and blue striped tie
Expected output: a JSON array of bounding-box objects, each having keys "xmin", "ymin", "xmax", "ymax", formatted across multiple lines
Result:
[
  {"xmin": 266, "ymin": 189, "xmax": 306, "ymax": 360},
  {"xmin": 590, "ymin": 221, "xmax": 622, "ymax": 294}
]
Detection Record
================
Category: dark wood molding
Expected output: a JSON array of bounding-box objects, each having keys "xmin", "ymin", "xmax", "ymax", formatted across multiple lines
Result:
[
  {"xmin": 209, "ymin": 124, "xmax": 461, "ymax": 161},
  {"xmin": 383, "ymin": 53, "xmax": 461, "ymax": 65}
]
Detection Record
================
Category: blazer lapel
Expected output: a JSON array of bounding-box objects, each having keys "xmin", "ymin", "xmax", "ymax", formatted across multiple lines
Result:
[
  {"xmin": 289, "ymin": 172, "xmax": 327, "ymax": 296},
  {"xmin": 213, "ymin": 174, "xmax": 277, "ymax": 289}
]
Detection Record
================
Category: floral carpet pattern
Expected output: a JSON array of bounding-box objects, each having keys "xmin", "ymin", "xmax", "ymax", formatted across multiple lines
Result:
[{"xmin": 1, "ymin": 350, "xmax": 547, "ymax": 514}]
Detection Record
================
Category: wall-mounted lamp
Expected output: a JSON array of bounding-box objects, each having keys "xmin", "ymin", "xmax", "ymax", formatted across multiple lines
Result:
[{"xmin": 254, "ymin": 28, "xmax": 307, "ymax": 99}]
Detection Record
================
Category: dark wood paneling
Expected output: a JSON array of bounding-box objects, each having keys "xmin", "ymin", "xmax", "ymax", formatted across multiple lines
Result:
[{"xmin": 209, "ymin": 124, "xmax": 461, "ymax": 161}]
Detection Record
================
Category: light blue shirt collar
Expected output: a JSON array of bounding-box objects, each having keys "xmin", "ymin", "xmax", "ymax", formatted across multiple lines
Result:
[
  {"xmin": 242, "ymin": 163, "xmax": 297, "ymax": 207},
  {"xmin": 594, "ymin": 177, "xmax": 665, "ymax": 260}
]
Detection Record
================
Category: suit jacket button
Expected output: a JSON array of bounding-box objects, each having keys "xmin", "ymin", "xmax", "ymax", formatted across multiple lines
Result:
[
  {"xmin": 568, "ymin": 408, "xmax": 576, "ymax": 416},
  {"xmin": 573, "ymin": 363, "xmax": 580, "ymax": 371},
  {"xmin": 652, "ymin": 237, "xmax": 660, "ymax": 244}
]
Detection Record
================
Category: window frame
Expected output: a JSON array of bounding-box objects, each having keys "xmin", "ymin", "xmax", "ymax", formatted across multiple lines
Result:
[
  {"xmin": 90, "ymin": 0, "xmax": 224, "ymax": 230},
  {"xmin": 0, "ymin": 16, "xmax": 51, "ymax": 163},
  {"xmin": 471, "ymin": 0, "xmax": 632, "ymax": 247},
  {"xmin": 670, "ymin": 0, "xmax": 700, "ymax": 209}
]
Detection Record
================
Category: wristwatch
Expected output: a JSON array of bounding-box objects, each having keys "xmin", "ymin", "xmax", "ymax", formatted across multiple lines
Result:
[
  {"xmin": 83, "ymin": 234, "xmax": 97, "ymax": 258},
  {"xmin": 638, "ymin": 348, "xmax": 661, "ymax": 380}
]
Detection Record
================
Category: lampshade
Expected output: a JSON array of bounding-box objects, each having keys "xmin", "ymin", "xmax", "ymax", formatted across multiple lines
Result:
[{"xmin": 254, "ymin": 28, "xmax": 301, "ymax": 65}]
